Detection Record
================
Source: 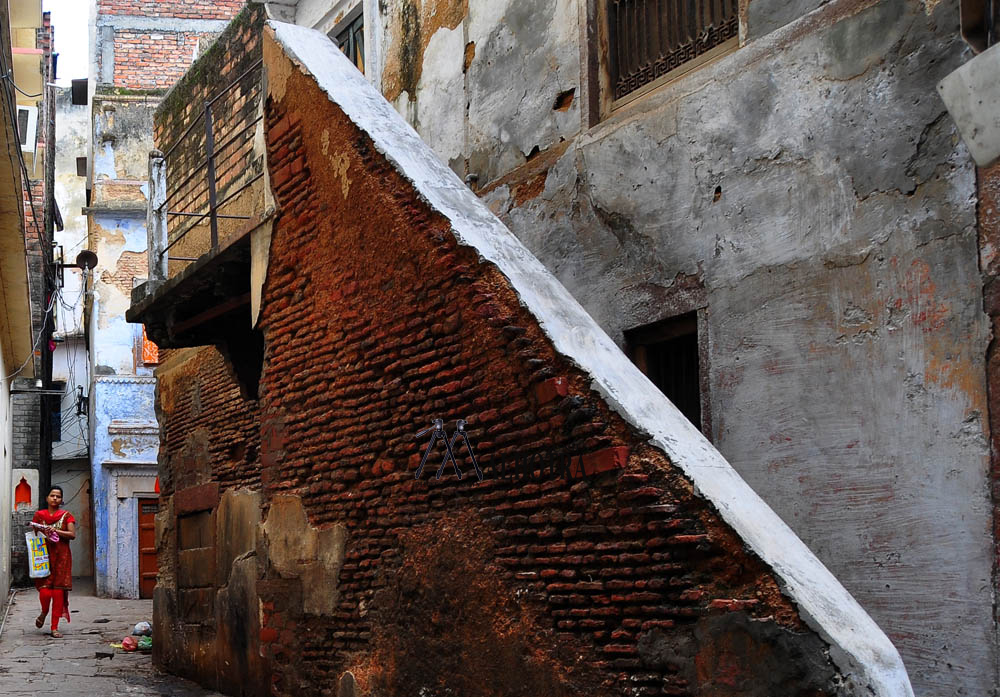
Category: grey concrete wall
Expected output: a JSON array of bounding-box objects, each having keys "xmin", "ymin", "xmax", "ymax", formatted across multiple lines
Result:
[
  {"xmin": 51, "ymin": 459, "xmax": 93, "ymax": 578},
  {"xmin": 372, "ymin": 0, "xmax": 995, "ymax": 694}
]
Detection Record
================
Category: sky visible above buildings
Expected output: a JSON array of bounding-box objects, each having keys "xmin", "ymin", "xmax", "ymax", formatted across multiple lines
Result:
[{"xmin": 44, "ymin": 0, "xmax": 89, "ymax": 85}]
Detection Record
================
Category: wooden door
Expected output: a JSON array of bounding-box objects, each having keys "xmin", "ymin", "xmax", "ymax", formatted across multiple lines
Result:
[{"xmin": 138, "ymin": 498, "xmax": 159, "ymax": 599}]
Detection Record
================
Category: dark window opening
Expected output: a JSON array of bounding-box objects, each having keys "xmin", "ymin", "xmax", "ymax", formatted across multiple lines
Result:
[
  {"xmin": 607, "ymin": 0, "xmax": 738, "ymax": 102},
  {"xmin": 219, "ymin": 327, "xmax": 265, "ymax": 401},
  {"xmin": 332, "ymin": 9, "xmax": 365, "ymax": 74},
  {"xmin": 16, "ymin": 108, "xmax": 29, "ymax": 145},
  {"xmin": 71, "ymin": 78, "xmax": 88, "ymax": 106},
  {"xmin": 961, "ymin": 0, "xmax": 1000, "ymax": 52},
  {"xmin": 76, "ymin": 157, "xmax": 87, "ymax": 177},
  {"xmin": 49, "ymin": 381, "xmax": 65, "ymax": 443},
  {"xmin": 626, "ymin": 312, "xmax": 703, "ymax": 432}
]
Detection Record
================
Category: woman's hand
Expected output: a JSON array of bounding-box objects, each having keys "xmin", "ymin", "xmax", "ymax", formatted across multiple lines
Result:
[{"xmin": 57, "ymin": 522, "xmax": 76, "ymax": 540}]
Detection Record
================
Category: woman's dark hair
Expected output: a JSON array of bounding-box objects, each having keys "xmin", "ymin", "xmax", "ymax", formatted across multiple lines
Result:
[{"xmin": 48, "ymin": 485, "xmax": 63, "ymax": 497}]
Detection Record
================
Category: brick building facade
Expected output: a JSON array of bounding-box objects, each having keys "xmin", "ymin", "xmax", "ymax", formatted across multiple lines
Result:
[{"xmin": 129, "ymin": 12, "xmax": 910, "ymax": 696}]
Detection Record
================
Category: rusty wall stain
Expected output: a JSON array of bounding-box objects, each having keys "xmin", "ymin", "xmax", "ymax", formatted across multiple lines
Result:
[{"xmin": 382, "ymin": 0, "xmax": 468, "ymax": 103}]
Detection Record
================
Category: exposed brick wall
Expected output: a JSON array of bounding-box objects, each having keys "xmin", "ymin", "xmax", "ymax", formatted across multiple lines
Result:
[
  {"xmin": 100, "ymin": 250, "xmax": 147, "ymax": 296},
  {"xmin": 149, "ymin": 25, "xmax": 848, "ymax": 697},
  {"xmin": 97, "ymin": 0, "xmax": 245, "ymax": 20},
  {"xmin": 157, "ymin": 347, "xmax": 260, "ymax": 498},
  {"xmin": 96, "ymin": 0, "xmax": 246, "ymax": 90},
  {"xmin": 111, "ymin": 32, "xmax": 208, "ymax": 89},
  {"xmin": 11, "ymin": 510, "xmax": 36, "ymax": 586},
  {"xmin": 153, "ymin": 6, "xmax": 265, "ymax": 261},
  {"xmin": 246, "ymin": 44, "xmax": 833, "ymax": 696},
  {"xmin": 23, "ymin": 179, "xmax": 45, "ymax": 352}
]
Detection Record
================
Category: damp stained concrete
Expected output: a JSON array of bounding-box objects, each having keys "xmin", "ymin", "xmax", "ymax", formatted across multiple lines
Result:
[{"xmin": 373, "ymin": 0, "xmax": 995, "ymax": 693}]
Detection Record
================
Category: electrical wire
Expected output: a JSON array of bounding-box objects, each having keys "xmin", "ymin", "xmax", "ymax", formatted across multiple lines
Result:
[
  {"xmin": 0, "ymin": 75, "xmax": 51, "ymax": 295},
  {"xmin": 50, "ymin": 272, "xmax": 89, "ymax": 455},
  {"xmin": 4, "ymin": 71, "xmax": 42, "ymax": 98},
  {"xmin": 3, "ymin": 289, "xmax": 57, "ymax": 382},
  {"xmin": 0, "ymin": 38, "xmax": 58, "ymax": 293}
]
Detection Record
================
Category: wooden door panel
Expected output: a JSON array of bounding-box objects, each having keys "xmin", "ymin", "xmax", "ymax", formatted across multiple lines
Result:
[{"xmin": 138, "ymin": 498, "xmax": 159, "ymax": 599}]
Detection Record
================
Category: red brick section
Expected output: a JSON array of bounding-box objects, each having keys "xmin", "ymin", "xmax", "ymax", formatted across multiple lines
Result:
[
  {"xmin": 97, "ymin": 0, "xmax": 244, "ymax": 19},
  {"xmin": 23, "ymin": 179, "xmax": 46, "ymax": 359},
  {"xmin": 981, "ymin": 160, "xmax": 1000, "ymax": 627},
  {"xmin": 111, "ymin": 32, "xmax": 213, "ymax": 89},
  {"xmin": 242, "ymin": 47, "xmax": 834, "ymax": 696},
  {"xmin": 152, "ymin": 6, "xmax": 264, "ymax": 260},
  {"xmin": 157, "ymin": 346, "xmax": 260, "ymax": 499},
  {"xmin": 95, "ymin": 0, "xmax": 246, "ymax": 90}
]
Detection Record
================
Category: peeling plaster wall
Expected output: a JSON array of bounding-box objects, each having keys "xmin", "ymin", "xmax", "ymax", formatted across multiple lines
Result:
[
  {"xmin": 53, "ymin": 88, "xmax": 91, "ymax": 465},
  {"xmin": 90, "ymin": 376, "xmax": 157, "ymax": 598},
  {"xmin": 88, "ymin": 202, "xmax": 158, "ymax": 598},
  {"xmin": 372, "ymin": 0, "xmax": 994, "ymax": 694},
  {"xmin": 87, "ymin": 0, "xmax": 249, "ymax": 600},
  {"xmin": 87, "ymin": 83, "xmax": 161, "ymax": 599},
  {"xmin": 54, "ymin": 87, "xmax": 89, "ymax": 339}
]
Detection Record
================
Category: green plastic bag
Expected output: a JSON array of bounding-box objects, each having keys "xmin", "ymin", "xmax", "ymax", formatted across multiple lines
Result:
[{"xmin": 137, "ymin": 636, "xmax": 152, "ymax": 652}]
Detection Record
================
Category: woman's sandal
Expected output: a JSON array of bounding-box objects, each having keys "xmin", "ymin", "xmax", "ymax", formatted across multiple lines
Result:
[
  {"xmin": 50, "ymin": 630, "xmax": 63, "ymax": 638},
  {"xmin": 35, "ymin": 614, "xmax": 45, "ymax": 629}
]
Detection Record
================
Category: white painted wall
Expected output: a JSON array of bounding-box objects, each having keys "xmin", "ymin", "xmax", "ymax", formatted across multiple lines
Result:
[{"xmin": 295, "ymin": 0, "xmax": 356, "ymax": 33}]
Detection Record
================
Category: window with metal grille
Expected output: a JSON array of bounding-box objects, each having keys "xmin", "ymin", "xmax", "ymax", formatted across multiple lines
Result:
[
  {"xmin": 608, "ymin": 0, "xmax": 739, "ymax": 102},
  {"xmin": 625, "ymin": 312, "xmax": 704, "ymax": 432},
  {"xmin": 961, "ymin": 0, "xmax": 999, "ymax": 52},
  {"xmin": 332, "ymin": 9, "xmax": 365, "ymax": 74}
]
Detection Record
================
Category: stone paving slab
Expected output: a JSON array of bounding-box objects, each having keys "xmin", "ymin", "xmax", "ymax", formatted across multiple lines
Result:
[{"xmin": 0, "ymin": 579, "xmax": 225, "ymax": 697}]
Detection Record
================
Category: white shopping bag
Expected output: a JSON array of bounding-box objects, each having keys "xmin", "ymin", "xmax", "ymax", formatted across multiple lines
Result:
[{"xmin": 26, "ymin": 531, "xmax": 49, "ymax": 578}]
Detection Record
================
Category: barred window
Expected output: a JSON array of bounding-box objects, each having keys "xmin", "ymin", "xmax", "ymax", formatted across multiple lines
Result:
[
  {"xmin": 608, "ymin": 0, "xmax": 739, "ymax": 102},
  {"xmin": 625, "ymin": 312, "xmax": 705, "ymax": 434}
]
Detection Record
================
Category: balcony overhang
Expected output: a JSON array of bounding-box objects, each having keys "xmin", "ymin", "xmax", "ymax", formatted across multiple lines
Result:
[{"xmin": 127, "ymin": 226, "xmax": 252, "ymax": 349}]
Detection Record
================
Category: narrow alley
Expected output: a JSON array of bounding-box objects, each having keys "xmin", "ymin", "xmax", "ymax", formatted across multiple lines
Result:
[{"xmin": 0, "ymin": 581, "xmax": 223, "ymax": 697}]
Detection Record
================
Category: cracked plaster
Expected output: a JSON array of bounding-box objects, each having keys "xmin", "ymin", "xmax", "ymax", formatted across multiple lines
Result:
[{"xmin": 376, "ymin": 0, "xmax": 992, "ymax": 693}]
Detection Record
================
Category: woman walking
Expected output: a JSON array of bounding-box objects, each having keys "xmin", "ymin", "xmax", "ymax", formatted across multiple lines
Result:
[{"xmin": 32, "ymin": 486, "xmax": 76, "ymax": 637}]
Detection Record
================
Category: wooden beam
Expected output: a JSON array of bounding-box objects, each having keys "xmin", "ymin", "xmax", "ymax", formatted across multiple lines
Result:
[{"xmin": 172, "ymin": 293, "xmax": 251, "ymax": 335}]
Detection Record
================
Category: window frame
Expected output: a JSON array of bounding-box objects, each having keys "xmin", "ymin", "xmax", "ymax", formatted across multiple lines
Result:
[
  {"xmin": 330, "ymin": 4, "xmax": 365, "ymax": 74},
  {"xmin": 624, "ymin": 308, "xmax": 712, "ymax": 439},
  {"xmin": 587, "ymin": 0, "xmax": 741, "ymax": 124},
  {"xmin": 961, "ymin": 0, "xmax": 1000, "ymax": 53}
]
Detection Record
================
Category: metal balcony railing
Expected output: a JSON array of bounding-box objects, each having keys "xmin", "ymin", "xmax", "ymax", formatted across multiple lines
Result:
[{"xmin": 155, "ymin": 59, "xmax": 264, "ymax": 269}]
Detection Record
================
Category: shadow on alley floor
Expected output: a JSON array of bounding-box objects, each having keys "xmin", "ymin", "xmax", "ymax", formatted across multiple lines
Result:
[{"xmin": 0, "ymin": 578, "xmax": 225, "ymax": 696}]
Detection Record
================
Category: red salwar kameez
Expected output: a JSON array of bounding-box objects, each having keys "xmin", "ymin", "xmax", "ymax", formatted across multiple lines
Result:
[{"xmin": 32, "ymin": 509, "xmax": 74, "ymax": 632}]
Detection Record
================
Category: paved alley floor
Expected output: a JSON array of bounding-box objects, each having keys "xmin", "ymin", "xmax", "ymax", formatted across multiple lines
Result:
[{"xmin": 0, "ymin": 579, "xmax": 225, "ymax": 696}]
